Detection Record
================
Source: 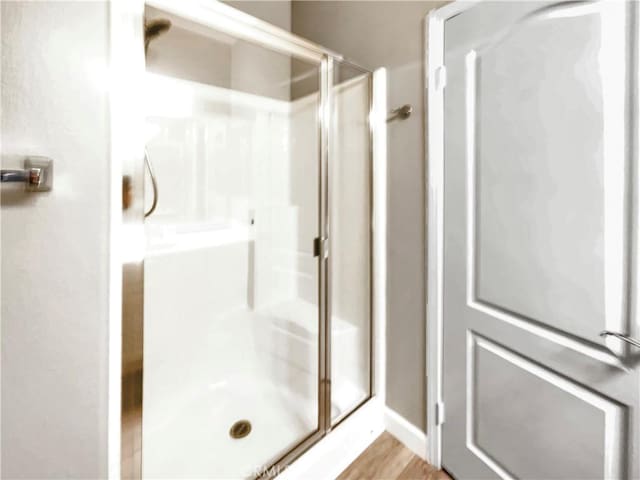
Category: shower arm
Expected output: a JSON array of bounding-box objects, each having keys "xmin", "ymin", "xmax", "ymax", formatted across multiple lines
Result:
[{"xmin": 144, "ymin": 148, "xmax": 158, "ymax": 218}]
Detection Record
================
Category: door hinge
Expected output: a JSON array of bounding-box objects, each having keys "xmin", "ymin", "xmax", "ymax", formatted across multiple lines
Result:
[
  {"xmin": 313, "ymin": 237, "xmax": 329, "ymax": 259},
  {"xmin": 436, "ymin": 401, "xmax": 446, "ymax": 426}
]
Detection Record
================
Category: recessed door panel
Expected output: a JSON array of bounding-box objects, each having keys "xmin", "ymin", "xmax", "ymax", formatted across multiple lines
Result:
[
  {"xmin": 471, "ymin": 2, "xmax": 626, "ymax": 342},
  {"xmin": 471, "ymin": 333, "xmax": 623, "ymax": 480}
]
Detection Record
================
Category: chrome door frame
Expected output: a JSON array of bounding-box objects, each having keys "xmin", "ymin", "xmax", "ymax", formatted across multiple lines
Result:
[
  {"xmin": 117, "ymin": 1, "xmax": 377, "ymax": 478},
  {"xmin": 326, "ymin": 60, "xmax": 377, "ymax": 429}
]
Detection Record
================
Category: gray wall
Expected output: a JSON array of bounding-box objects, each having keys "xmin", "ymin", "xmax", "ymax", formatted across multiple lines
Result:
[
  {"xmin": 149, "ymin": 3, "xmax": 292, "ymax": 101},
  {"xmin": 291, "ymin": 1, "xmax": 448, "ymax": 432},
  {"xmin": 224, "ymin": 1, "xmax": 291, "ymax": 30},
  {"xmin": 226, "ymin": 0, "xmax": 448, "ymax": 432},
  {"xmin": 224, "ymin": 1, "xmax": 292, "ymax": 100},
  {"xmin": 146, "ymin": 9, "xmax": 233, "ymax": 88}
]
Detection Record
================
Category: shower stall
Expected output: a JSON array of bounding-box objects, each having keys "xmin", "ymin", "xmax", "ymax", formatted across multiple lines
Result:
[{"xmin": 119, "ymin": 1, "xmax": 386, "ymax": 479}]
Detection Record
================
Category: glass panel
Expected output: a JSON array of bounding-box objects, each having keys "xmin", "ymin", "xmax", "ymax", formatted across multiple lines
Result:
[
  {"xmin": 330, "ymin": 63, "xmax": 372, "ymax": 423},
  {"xmin": 142, "ymin": 7, "xmax": 321, "ymax": 478}
]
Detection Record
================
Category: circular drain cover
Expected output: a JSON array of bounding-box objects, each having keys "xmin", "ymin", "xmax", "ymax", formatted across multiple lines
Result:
[{"xmin": 229, "ymin": 420, "xmax": 252, "ymax": 439}]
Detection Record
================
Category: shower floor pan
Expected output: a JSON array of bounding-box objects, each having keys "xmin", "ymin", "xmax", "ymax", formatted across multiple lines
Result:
[
  {"xmin": 142, "ymin": 374, "xmax": 315, "ymax": 479},
  {"xmin": 141, "ymin": 299, "xmax": 366, "ymax": 479}
]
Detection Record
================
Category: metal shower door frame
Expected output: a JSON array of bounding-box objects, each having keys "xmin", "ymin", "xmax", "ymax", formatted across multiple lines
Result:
[{"xmin": 115, "ymin": 1, "xmax": 379, "ymax": 479}]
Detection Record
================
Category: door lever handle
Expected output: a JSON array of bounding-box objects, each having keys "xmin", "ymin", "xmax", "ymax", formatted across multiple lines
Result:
[
  {"xmin": 600, "ymin": 330, "xmax": 640, "ymax": 349},
  {"xmin": 1, "ymin": 157, "xmax": 53, "ymax": 192}
]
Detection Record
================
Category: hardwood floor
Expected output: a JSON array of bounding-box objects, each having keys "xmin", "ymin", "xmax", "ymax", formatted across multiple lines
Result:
[{"xmin": 337, "ymin": 432, "xmax": 452, "ymax": 480}]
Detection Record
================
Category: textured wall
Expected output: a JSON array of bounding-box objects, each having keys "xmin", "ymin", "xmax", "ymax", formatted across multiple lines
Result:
[{"xmin": 1, "ymin": 1, "xmax": 110, "ymax": 477}]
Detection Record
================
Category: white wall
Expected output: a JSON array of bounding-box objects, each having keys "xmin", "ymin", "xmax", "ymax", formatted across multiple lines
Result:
[{"xmin": 1, "ymin": 1, "xmax": 111, "ymax": 477}]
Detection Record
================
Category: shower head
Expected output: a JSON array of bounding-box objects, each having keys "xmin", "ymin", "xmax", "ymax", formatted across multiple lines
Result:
[{"xmin": 144, "ymin": 18, "xmax": 172, "ymax": 55}]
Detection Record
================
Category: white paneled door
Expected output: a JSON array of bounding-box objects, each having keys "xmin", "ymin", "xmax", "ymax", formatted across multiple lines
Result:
[{"xmin": 439, "ymin": 1, "xmax": 639, "ymax": 478}]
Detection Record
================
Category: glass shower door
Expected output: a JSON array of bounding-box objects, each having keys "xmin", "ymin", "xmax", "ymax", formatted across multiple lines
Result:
[
  {"xmin": 329, "ymin": 61, "xmax": 373, "ymax": 424},
  {"xmin": 141, "ymin": 8, "xmax": 322, "ymax": 478}
]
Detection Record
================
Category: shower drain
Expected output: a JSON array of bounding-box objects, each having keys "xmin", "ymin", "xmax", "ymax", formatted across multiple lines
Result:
[{"xmin": 229, "ymin": 420, "xmax": 252, "ymax": 439}]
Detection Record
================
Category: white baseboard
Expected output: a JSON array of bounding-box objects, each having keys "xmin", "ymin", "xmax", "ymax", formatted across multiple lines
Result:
[
  {"xmin": 277, "ymin": 398, "xmax": 384, "ymax": 480},
  {"xmin": 384, "ymin": 406, "xmax": 428, "ymax": 460}
]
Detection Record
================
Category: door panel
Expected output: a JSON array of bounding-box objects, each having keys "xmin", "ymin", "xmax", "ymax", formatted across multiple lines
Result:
[
  {"xmin": 441, "ymin": 2, "xmax": 639, "ymax": 479},
  {"xmin": 471, "ymin": 0, "xmax": 624, "ymax": 347},
  {"xmin": 470, "ymin": 333, "xmax": 622, "ymax": 479}
]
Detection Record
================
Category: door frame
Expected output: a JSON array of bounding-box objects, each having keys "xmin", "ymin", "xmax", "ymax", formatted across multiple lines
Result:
[
  {"xmin": 110, "ymin": 1, "xmax": 387, "ymax": 478},
  {"xmin": 425, "ymin": 0, "xmax": 481, "ymax": 469}
]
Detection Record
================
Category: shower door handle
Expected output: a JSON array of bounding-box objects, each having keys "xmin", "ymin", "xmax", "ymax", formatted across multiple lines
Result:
[
  {"xmin": 1, "ymin": 157, "xmax": 53, "ymax": 192},
  {"xmin": 313, "ymin": 237, "xmax": 328, "ymax": 259}
]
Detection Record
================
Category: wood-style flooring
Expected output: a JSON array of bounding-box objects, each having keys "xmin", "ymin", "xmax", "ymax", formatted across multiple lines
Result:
[{"xmin": 337, "ymin": 432, "xmax": 452, "ymax": 480}]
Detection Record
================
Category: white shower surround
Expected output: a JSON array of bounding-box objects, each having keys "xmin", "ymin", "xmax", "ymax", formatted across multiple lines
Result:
[{"xmin": 142, "ymin": 72, "xmax": 372, "ymax": 478}]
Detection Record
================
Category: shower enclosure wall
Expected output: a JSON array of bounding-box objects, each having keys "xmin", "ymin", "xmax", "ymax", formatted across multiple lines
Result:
[{"xmin": 119, "ymin": 2, "xmax": 386, "ymax": 478}]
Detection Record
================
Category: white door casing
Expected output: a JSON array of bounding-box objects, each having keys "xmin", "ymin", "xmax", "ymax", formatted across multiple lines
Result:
[{"xmin": 427, "ymin": 1, "xmax": 640, "ymax": 478}]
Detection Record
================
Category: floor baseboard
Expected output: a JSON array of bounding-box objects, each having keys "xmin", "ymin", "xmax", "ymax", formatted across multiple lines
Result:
[{"xmin": 383, "ymin": 406, "xmax": 428, "ymax": 460}]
